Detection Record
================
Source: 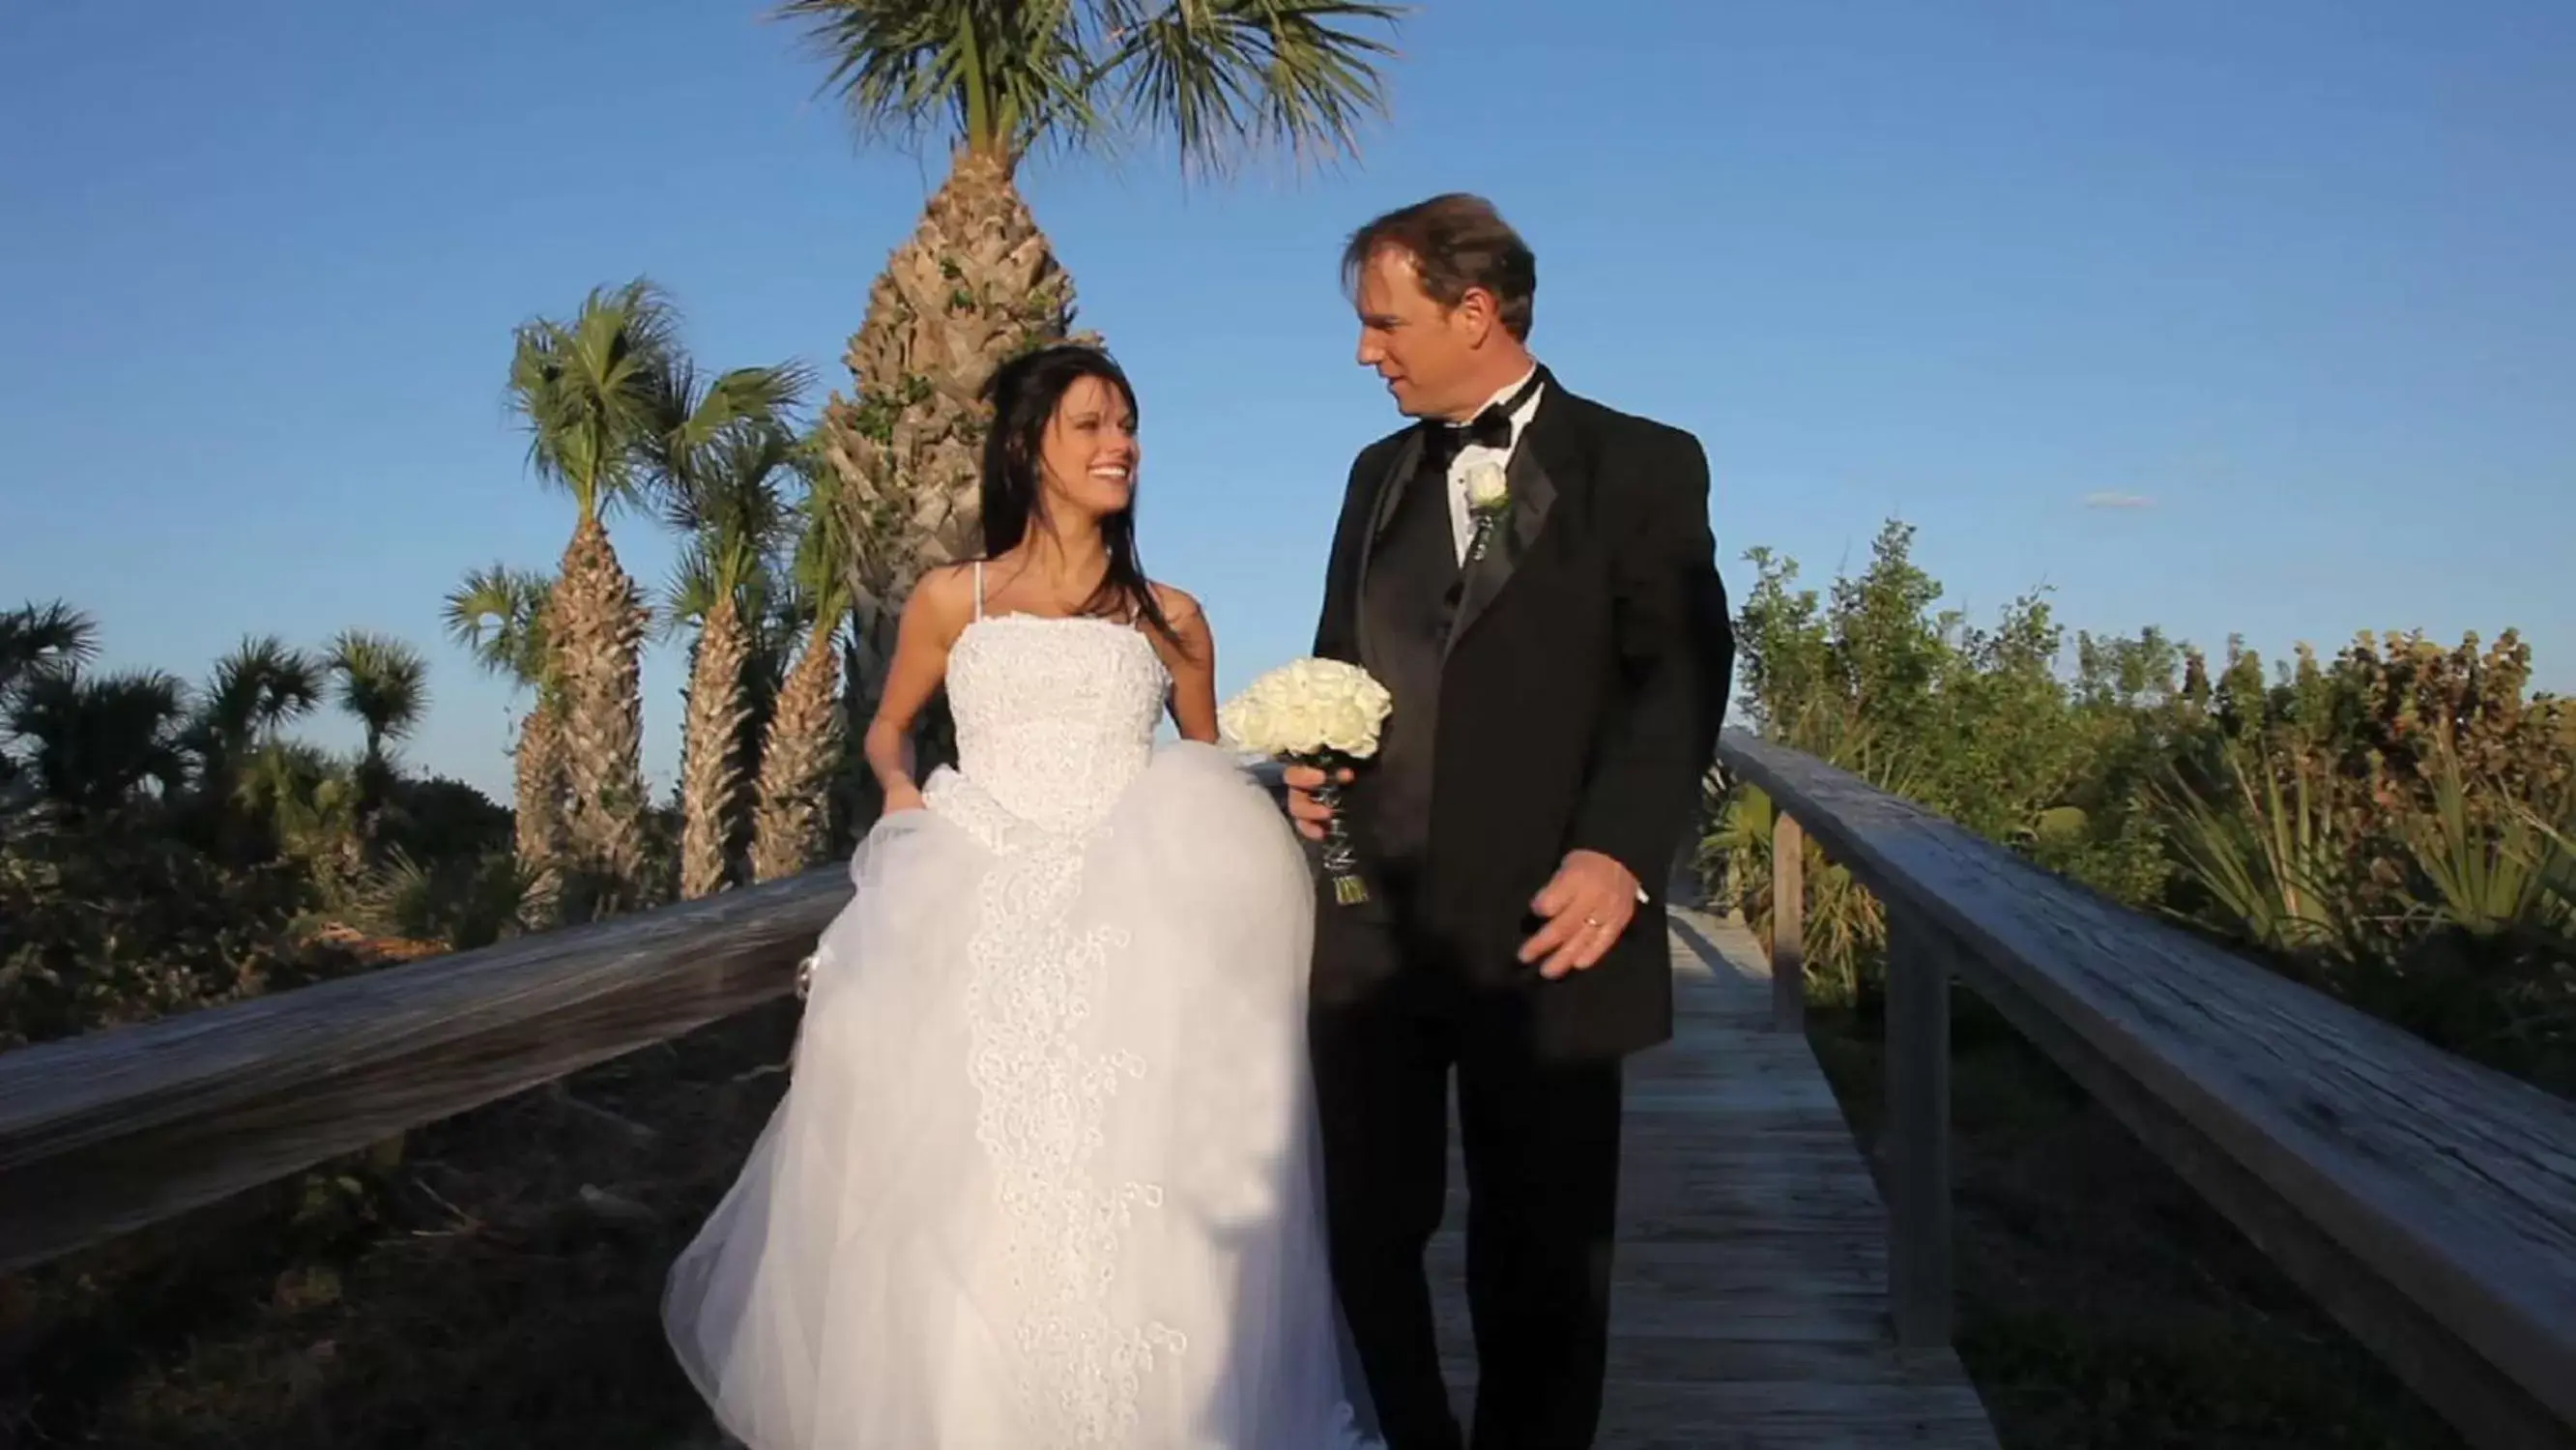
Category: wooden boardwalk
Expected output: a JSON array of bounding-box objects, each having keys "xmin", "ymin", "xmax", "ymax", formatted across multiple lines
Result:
[{"xmin": 1428, "ymin": 912, "xmax": 2000, "ymax": 1448}]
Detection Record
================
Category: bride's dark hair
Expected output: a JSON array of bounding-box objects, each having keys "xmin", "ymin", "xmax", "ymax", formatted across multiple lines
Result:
[{"xmin": 977, "ymin": 343, "xmax": 1180, "ymax": 648}]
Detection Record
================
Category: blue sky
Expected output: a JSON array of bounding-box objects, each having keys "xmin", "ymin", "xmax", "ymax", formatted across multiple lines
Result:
[{"xmin": 5, "ymin": 1, "xmax": 2570, "ymax": 799}]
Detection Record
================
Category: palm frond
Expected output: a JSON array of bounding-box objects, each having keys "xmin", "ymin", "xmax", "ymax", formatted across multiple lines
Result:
[
  {"xmin": 635, "ymin": 358, "xmax": 811, "ymax": 499},
  {"xmin": 785, "ymin": 430, "xmax": 859, "ymax": 641},
  {"xmin": 442, "ymin": 564, "xmax": 556, "ymax": 691},
  {"xmin": 661, "ymin": 543, "xmax": 723, "ymax": 641},
  {"xmin": 774, "ymin": 0, "xmax": 1100, "ymax": 157},
  {"xmin": 507, "ymin": 278, "xmax": 683, "ymax": 522},
  {"xmin": 774, "ymin": 0, "xmax": 1400, "ymax": 170},
  {"xmin": 1100, "ymin": 0, "xmax": 1404, "ymax": 178},
  {"xmin": 0, "ymin": 599, "xmax": 98, "ymax": 702},
  {"xmin": 199, "ymin": 635, "xmax": 324, "ymax": 742}
]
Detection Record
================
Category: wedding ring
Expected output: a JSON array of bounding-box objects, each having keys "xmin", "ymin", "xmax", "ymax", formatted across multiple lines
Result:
[{"xmin": 1583, "ymin": 914, "xmax": 1604, "ymax": 928}]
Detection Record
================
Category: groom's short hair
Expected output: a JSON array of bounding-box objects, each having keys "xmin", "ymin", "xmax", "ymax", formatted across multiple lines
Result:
[{"xmin": 1343, "ymin": 193, "xmax": 1537, "ymax": 341}]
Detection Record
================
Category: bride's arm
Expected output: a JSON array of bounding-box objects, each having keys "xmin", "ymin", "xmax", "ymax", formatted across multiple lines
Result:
[
  {"xmin": 864, "ymin": 568, "xmax": 969, "ymax": 811},
  {"xmin": 1151, "ymin": 586, "xmax": 1221, "ymax": 744}
]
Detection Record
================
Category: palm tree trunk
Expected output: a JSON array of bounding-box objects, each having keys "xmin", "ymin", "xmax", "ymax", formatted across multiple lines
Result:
[
  {"xmin": 750, "ymin": 617, "xmax": 847, "ymax": 882},
  {"xmin": 512, "ymin": 697, "xmax": 567, "ymax": 926},
  {"xmin": 817, "ymin": 148, "xmax": 1088, "ymax": 798},
  {"xmin": 679, "ymin": 594, "xmax": 753, "ymax": 899},
  {"xmin": 553, "ymin": 513, "xmax": 651, "ymax": 916}
]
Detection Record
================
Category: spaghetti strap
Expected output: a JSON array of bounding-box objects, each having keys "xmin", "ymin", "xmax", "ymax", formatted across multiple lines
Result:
[{"xmin": 971, "ymin": 560, "xmax": 984, "ymax": 621}]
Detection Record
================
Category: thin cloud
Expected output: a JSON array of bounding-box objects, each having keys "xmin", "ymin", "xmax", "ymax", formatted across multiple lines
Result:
[{"xmin": 2082, "ymin": 491, "xmax": 2157, "ymax": 510}]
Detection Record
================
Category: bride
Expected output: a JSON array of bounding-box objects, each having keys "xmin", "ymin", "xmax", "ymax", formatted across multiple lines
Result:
[{"xmin": 663, "ymin": 343, "xmax": 1372, "ymax": 1448}]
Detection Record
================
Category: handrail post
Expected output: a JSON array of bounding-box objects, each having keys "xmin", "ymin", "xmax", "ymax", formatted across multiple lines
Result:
[
  {"xmin": 1885, "ymin": 908, "xmax": 1954, "ymax": 1348},
  {"xmin": 1771, "ymin": 811, "xmax": 1806, "ymax": 1031}
]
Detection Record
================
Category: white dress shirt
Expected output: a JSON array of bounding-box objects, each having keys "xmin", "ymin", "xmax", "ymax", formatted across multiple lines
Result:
[{"xmin": 1443, "ymin": 366, "xmax": 1544, "ymax": 565}]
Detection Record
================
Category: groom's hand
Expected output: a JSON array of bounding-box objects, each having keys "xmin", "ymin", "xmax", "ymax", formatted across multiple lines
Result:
[
  {"xmin": 1521, "ymin": 850, "xmax": 1641, "ymax": 979},
  {"xmin": 1281, "ymin": 763, "xmax": 1353, "ymax": 842}
]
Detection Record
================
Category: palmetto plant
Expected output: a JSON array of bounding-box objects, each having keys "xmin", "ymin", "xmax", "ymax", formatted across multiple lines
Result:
[
  {"xmin": 445, "ymin": 564, "xmax": 564, "ymax": 921},
  {"xmin": 6, "ymin": 667, "xmax": 194, "ymax": 817},
  {"xmin": 2157, "ymin": 738, "xmax": 2370, "ymax": 964},
  {"xmin": 187, "ymin": 635, "xmax": 325, "ymax": 857},
  {"xmin": 2395, "ymin": 735, "xmax": 2576, "ymax": 942},
  {"xmin": 1, "ymin": 601, "xmax": 99, "ymax": 802},
  {"xmin": 775, "ymin": 0, "xmax": 1405, "ymax": 791}
]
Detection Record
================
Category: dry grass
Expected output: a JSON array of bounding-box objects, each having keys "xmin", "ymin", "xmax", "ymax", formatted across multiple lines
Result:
[
  {"xmin": 1807, "ymin": 997, "xmax": 2467, "ymax": 1450},
  {"xmin": 0, "ymin": 1004, "xmax": 799, "ymax": 1449}
]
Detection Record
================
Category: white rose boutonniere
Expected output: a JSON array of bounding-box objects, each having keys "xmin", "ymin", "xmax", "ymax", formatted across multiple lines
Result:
[
  {"xmin": 1462, "ymin": 461, "xmax": 1511, "ymax": 564},
  {"xmin": 1219, "ymin": 656, "xmax": 1395, "ymax": 906}
]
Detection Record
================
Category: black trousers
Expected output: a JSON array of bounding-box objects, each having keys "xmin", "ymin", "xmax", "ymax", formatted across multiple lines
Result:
[{"xmin": 1310, "ymin": 914, "xmax": 1624, "ymax": 1450}]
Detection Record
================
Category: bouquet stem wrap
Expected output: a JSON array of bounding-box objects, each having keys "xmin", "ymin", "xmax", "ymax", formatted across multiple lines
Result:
[{"xmin": 1296, "ymin": 750, "xmax": 1369, "ymax": 906}]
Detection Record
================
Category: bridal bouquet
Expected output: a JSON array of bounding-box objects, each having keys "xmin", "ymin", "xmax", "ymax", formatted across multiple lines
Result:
[{"xmin": 1220, "ymin": 658, "xmax": 1393, "ymax": 906}]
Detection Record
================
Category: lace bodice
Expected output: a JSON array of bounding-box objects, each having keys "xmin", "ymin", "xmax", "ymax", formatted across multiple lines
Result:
[{"xmin": 935, "ymin": 613, "xmax": 1172, "ymax": 836}]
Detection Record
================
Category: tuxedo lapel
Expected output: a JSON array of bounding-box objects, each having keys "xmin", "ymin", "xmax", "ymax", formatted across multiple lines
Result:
[
  {"xmin": 1444, "ymin": 389, "xmax": 1575, "ymax": 660},
  {"xmin": 1353, "ymin": 426, "xmax": 1428, "ymax": 676}
]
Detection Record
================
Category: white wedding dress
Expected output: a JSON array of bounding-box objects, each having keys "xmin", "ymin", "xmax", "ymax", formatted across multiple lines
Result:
[{"xmin": 664, "ymin": 590, "xmax": 1374, "ymax": 1449}]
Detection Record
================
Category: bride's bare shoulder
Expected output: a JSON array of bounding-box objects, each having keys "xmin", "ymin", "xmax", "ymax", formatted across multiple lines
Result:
[
  {"xmin": 905, "ymin": 563, "xmax": 981, "ymax": 641},
  {"xmin": 1146, "ymin": 580, "xmax": 1210, "ymax": 635},
  {"xmin": 1146, "ymin": 579, "xmax": 1201, "ymax": 618}
]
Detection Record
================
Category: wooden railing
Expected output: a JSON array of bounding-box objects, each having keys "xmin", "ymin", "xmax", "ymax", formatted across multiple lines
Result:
[
  {"xmin": 12, "ymin": 743, "xmax": 2574, "ymax": 1445},
  {"xmin": 0, "ymin": 865, "xmax": 853, "ymax": 1273},
  {"xmin": 1717, "ymin": 728, "xmax": 2576, "ymax": 1450},
  {"xmin": 0, "ymin": 767, "xmax": 1295, "ymax": 1273}
]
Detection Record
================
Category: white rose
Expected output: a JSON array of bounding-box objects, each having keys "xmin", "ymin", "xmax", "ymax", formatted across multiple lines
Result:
[
  {"xmin": 1217, "ymin": 657, "xmax": 1393, "ymax": 760},
  {"xmin": 1321, "ymin": 711, "xmax": 1373, "ymax": 755},
  {"xmin": 1463, "ymin": 462, "xmax": 1510, "ymax": 512}
]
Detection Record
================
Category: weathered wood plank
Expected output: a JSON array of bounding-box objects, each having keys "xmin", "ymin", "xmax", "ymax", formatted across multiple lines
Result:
[
  {"xmin": 1434, "ymin": 1375, "xmax": 2001, "ymax": 1450},
  {"xmin": 0, "ymin": 866, "xmax": 851, "ymax": 1272},
  {"xmin": 1720, "ymin": 728, "xmax": 2576, "ymax": 1447}
]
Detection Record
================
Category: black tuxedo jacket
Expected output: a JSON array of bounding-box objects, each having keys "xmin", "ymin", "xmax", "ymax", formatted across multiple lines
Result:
[{"xmin": 1310, "ymin": 370, "xmax": 1735, "ymax": 1062}]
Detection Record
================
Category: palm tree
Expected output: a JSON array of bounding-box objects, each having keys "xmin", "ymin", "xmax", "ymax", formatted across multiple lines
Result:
[
  {"xmin": 327, "ymin": 629, "xmax": 429, "ymax": 859},
  {"xmin": 329, "ymin": 630, "xmax": 429, "ymax": 774},
  {"xmin": 774, "ymin": 0, "xmax": 1405, "ymax": 767},
  {"xmin": 507, "ymin": 280, "xmax": 679, "ymax": 916},
  {"xmin": 655, "ymin": 420, "xmax": 802, "ymax": 897},
  {"xmin": 510, "ymin": 283, "xmax": 809, "ymax": 916},
  {"xmin": 445, "ymin": 564, "xmax": 565, "ymax": 923},
  {"xmin": 752, "ymin": 439, "xmax": 860, "ymax": 880}
]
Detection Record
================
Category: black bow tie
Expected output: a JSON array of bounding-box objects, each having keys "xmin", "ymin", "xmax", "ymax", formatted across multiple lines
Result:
[
  {"xmin": 1422, "ymin": 372, "xmax": 1543, "ymax": 467},
  {"xmin": 1455, "ymin": 403, "xmax": 1517, "ymax": 451}
]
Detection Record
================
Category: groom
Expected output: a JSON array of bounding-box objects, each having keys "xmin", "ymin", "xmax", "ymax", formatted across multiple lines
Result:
[{"xmin": 1287, "ymin": 193, "xmax": 1736, "ymax": 1449}]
